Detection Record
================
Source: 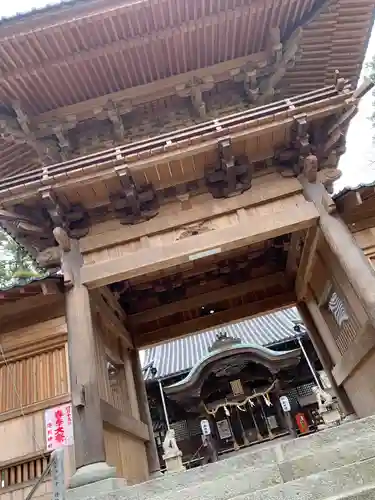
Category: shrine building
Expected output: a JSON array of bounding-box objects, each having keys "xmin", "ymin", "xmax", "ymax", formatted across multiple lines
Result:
[
  {"xmin": 0, "ymin": 0, "xmax": 375, "ymax": 496},
  {"xmin": 143, "ymin": 307, "xmax": 334, "ymax": 468}
]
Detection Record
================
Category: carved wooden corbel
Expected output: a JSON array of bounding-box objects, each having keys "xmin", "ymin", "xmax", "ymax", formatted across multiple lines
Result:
[
  {"xmin": 110, "ymin": 167, "xmax": 159, "ymax": 224},
  {"xmin": 276, "ymin": 115, "xmax": 318, "ymax": 182},
  {"xmin": 40, "ymin": 189, "xmax": 90, "ymax": 238},
  {"xmin": 205, "ymin": 139, "xmax": 253, "ymax": 198},
  {"xmin": 12, "ymin": 102, "xmax": 61, "ymax": 165}
]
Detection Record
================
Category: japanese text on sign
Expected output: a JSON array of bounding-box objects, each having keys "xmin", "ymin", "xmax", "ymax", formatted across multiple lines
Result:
[
  {"xmin": 279, "ymin": 396, "xmax": 291, "ymax": 413},
  {"xmin": 45, "ymin": 403, "xmax": 74, "ymax": 451},
  {"xmin": 200, "ymin": 419, "xmax": 211, "ymax": 436}
]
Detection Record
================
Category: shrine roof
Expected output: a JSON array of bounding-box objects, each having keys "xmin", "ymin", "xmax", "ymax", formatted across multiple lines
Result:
[
  {"xmin": 0, "ymin": 271, "xmax": 62, "ymax": 300},
  {"xmin": 143, "ymin": 306, "xmax": 301, "ymax": 380},
  {"xmin": 0, "ymin": 0, "xmax": 371, "ymax": 113},
  {"xmin": 0, "ymin": 0, "xmax": 371, "ymax": 187},
  {"xmin": 334, "ymin": 179, "xmax": 375, "ymax": 200}
]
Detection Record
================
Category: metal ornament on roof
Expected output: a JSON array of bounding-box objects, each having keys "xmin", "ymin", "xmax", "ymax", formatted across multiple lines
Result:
[{"xmin": 208, "ymin": 332, "xmax": 242, "ymax": 352}]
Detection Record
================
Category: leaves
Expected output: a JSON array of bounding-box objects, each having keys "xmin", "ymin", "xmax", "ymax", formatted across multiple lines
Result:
[{"xmin": 0, "ymin": 229, "xmax": 45, "ymax": 289}]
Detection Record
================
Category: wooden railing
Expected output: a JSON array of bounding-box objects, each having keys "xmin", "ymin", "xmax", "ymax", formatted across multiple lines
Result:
[
  {"xmin": 0, "ymin": 85, "xmax": 346, "ymax": 196},
  {"xmin": 0, "ymin": 454, "xmax": 51, "ymax": 490}
]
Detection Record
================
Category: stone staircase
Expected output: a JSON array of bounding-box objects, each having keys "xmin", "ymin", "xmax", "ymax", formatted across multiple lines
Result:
[{"xmin": 69, "ymin": 415, "xmax": 375, "ymax": 500}]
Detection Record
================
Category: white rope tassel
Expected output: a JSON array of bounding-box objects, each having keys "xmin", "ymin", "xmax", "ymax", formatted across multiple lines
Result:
[{"xmin": 224, "ymin": 406, "xmax": 230, "ymax": 417}]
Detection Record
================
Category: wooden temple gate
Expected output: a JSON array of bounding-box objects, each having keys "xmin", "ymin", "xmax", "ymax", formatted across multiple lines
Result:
[{"xmin": 0, "ymin": 0, "xmax": 374, "ymax": 495}]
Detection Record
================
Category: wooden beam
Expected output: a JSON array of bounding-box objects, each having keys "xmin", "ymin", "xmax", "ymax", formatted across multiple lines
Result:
[
  {"xmin": 295, "ymin": 226, "xmax": 320, "ymax": 300},
  {"xmin": 134, "ymin": 292, "xmax": 296, "ymax": 348},
  {"xmin": 34, "ymin": 51, "xmax": 267, "ymax": 134},
  {"xmin": 80, "ymin": 174, "xmax": 303, "ymax": 253},
  {"xmin": 286, "ymin": 230, "xmax": 304, "ymax": 276},
  {"xmin": 0, "ymin": 394, "xmax": 71, "ymax": 424},
  {"xmin": 303, "ymin": 180, "xmax": 375, "ymax": 331},
  {"xmin": 100, "ymin": 399, "xmax": 149, "ymax": 442},
  {"xmin": 128, "ymin": 272, "xmax": 286, "ymax": 327},
  {"xmin": 91, "ymin": 290, "xmax": 133, "ymax": 348},
  {"xmin": 81, "ymin": 196, "xmax": 318, "ymax": 288},
  {"xmin": 0, "ymin": 292, "xmax": 62, "ymax": 320}
]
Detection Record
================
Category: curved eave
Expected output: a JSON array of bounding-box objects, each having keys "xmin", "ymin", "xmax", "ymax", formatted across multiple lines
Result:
[{"xmin": 164, "ymin": 343, "xmax": 301, "ymax": 395}]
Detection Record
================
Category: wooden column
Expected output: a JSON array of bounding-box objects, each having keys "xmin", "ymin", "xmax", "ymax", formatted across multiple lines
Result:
[
  {"xmin": 297, "ymin": 300, "xmax": 355, "ymax": 417},
  {"xmin": 131, "ymin": 350, "xmax": 161, "ymax": 476},
  {"xmin": 54, "ymin": 228, "xmax": 114, "ymax": 486},
  {"xmin": 123, "ymin": 349, "xmax": 141, "ymax": 421},
  {"xmin": 302, "ymin": 180, "xmax": 375, "ymax": 329},
  {"xmin": 66, "ymin": 281, "xmax": 106, "ymax": 468}
]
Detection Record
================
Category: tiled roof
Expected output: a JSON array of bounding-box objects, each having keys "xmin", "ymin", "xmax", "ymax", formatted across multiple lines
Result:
[
  {"xmin": 0, "ymin": 271, "xmax": 61, "ymax": 293},
  {"xmin": 333, "ymin": 180, "xmax": 375, "ymax": 200},
  {"xmin": 143, "ymin": 307, "xmax": 302, "ymax": 380}
]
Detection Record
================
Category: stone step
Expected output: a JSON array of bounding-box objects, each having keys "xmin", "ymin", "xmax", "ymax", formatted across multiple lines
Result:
[
  {"xmin": 66, "ymin": 416, "xmax": 375, "ymax": 500},
  {"xmin": 328, "ymin": 484, "xmax": 375, "ymax": 499},
  {"xmin": 96, "ymin": 432, "xmax": 375, "ymax": 500},
  {"xmin": 122, "ymin": 424, "xmax": 375, "ymax": 500},
  {"xmin": 229, "ymin": 456, "xmax": 375, "ymax": 500}
]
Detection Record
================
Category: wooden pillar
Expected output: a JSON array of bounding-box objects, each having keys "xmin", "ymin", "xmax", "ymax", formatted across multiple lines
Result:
[
  {"xmin": 131, "ymin": 350, "xmax": 161, "ymax": 476},
  {"xmin": 123, "ymin": 349, "xmax": 141, "ymax": 421},
  {"xmin": 66, "ymin": 282, "xmax": 106, "ymax": 468},
  {"xmin": 54, "ymin": 229, "xmax": 115, "ymax": 487},
  {"xmin": 303, "ymin": 180, "xmax": 375, "ymax": 329},
  {"xmin": 297, "ymin": 300, "xmax": 355, "ymax": 417}
]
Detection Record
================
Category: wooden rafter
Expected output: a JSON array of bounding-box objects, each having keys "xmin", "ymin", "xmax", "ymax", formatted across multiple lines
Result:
[
  {"xmin": 134, "ymin": 292, "xmax": 296, "ymax": 348},
  {"xmin": 128, "ymin": 272, "xmax": 286, "ymax": 327}
]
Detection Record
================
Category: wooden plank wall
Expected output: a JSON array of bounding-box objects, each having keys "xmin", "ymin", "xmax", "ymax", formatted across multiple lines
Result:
[
  {"xmin": 0, "ymin": 315, "xmax": 72, "ymax": 500},
  {"xmin": 103, "ymin": 424, "xmax": 148, "ymax": 485},
  {"xmin": 93, "ymin": 309, "xmax": 149, "ymax": 483},
  {"xmin": 0, "ymin": 347, "xmax": 68, "ymax": 413},
  {"xmin": 306, "ymin": 229, "xmax": 375, "ymax": 417},
  {"xmin": 94, "ymin": 318, "xmax": 130, "ymax": 416}
]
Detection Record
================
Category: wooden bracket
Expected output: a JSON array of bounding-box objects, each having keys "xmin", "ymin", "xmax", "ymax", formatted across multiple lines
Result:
[
  {"xmin": 204, "ymin": 139, "xmax": 253, "ymax": 198},
  {"xmin": 276, "ymin": 114, "xmax": 318, "ymax": 181},
  {"xmin": 11, "ymin": 102, "xmax": 61, "ymax": 165},
  {"xmin": 106, "ymin": 101, "xmax": 127, "ymax": 142},
  {"xmin": 176, "ymin": 76, "xmax": 214, "ymax": 119},
  {"xmin": 52, "ymin": 125, "xmax": 71, "ymax": 160},
  {"xmin": 111, "ymin": 167, "xmax": 159, "ymax": 224},
  {"xmin": 258, "ymin": 27, "xmax": 302, "ymax": 105},
  {"xmin": 41, "ymin": 189, "xmax": 90, "ymax": 238}
]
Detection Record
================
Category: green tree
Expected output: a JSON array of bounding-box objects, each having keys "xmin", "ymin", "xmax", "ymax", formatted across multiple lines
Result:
[{"xmin": 0, "ymin": 229, "xmax": 43, "ymax": 289}]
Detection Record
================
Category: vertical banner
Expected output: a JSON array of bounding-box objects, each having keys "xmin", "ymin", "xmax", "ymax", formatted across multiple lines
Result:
[{"xmin": 45, "ymin": 403, "xmax": 74, "ymax": 451}]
